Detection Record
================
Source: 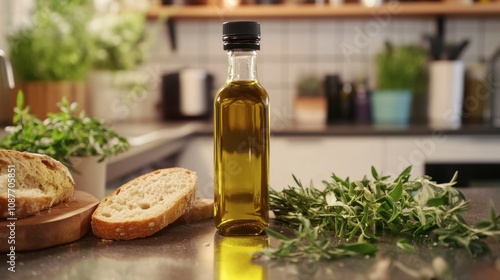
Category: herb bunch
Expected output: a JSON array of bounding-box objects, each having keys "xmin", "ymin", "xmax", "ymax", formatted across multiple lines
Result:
[
  {"xmin": 0, "ymin": 92, "xmax": 130, "ymax": 171},
  {"xmin": 261, "ymin": 166, "xmax": 500, "ymax": 260}
]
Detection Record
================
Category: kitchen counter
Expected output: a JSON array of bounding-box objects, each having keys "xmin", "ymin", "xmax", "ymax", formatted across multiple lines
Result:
[
  {"xmin": 194, "ymin": 122, "xmax": 500, "ymax": 137},
  {"xmin": 272, "ymin": 123, "xmax": 500, "ymax": 137},
  {"xmin": 5, "ymin": 187, "xmax": 500, "ymax": 280},
  {"xmin": 5, "ymin": 119, "xmax": 499, "ymax": 189},
  {"xmin": 107, "ymin": 121, "xmax": 500, "ymax": 180},
  {"xmin": 105, "ymin": 121, "xmax": 209, "ymax": 182}
]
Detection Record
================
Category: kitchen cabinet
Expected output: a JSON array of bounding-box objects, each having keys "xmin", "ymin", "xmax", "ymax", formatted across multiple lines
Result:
[
  {"xmin": 177, "ymin": 133, "xmax": 500, "ymax": 194},
  {"xmin": 385, "ymin": 134, "xmax": 500, "ymax": 178},
  {"xmin": 270, "ymin": 136, "xmax": 384, "ymax": 189},
  {"xmin": 177, "ymin": 136, "xmax": 385, "ymax": 194},
  {"xmin": 148, "ymin": 1, "xmax": 500, "ymax": 19},
  {"xmin": 177, "ymin": 135, "xmax": 384, "ymax": 193}
]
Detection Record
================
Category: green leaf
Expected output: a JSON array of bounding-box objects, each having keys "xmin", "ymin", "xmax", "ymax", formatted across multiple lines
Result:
[
  {"xmin": 397, "ymin": 239, "xmax": 416, "ymax": 252},
  {"xmin": 265, "ymin": 228, "xmax": 290, "ymax": 241},
  {"xmin": 371, "ymin": 166, "xmax": 379, "ymax": 180},
  {"xmin": 395, "ymin": 166, "xmax": 412, "ymax": 182},
  {"xmin": 16, "ymin": 91, "xmax": 24, "ymax": 109},
  {"xmin": 336, "ymin": 242, "xmax": 377, "ymax": 255},
  {"xmin": 490, "ymin": 204, "xmax": 498, "ymax": 225},
  {"xmin": 388, "ymin": 180, "xmax": 403, "ymax": 201},
  {"xmin": 427, "ymin": 196, "xmax": 447, "ymax": 207}
]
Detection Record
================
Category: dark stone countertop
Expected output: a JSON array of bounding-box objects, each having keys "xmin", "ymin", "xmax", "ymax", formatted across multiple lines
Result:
[{"xmin": 4, "ymin": 187, "xmax": 500, "ymax": 280}]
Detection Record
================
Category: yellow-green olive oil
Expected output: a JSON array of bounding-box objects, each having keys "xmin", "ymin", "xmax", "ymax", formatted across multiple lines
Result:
[{"xmin": 214, "ymin": 80, "xmax": 270, "ymax": 236}]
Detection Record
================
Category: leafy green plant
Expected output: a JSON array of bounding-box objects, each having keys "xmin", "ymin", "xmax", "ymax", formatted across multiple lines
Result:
[
  {"xmin": 257, "ymin": 166, "xmax": 500, "ymax": 261},
  {"xmin": 7, "ymin": 0, "xmax": 94, "ymax": 81},
  {"xmin": 296, "ymin": 74, "xmax": 323, "ymax": 97},
  {"xmin": 376, "ymin": 42, "xmax": 427, "ymax": 93},
  {"xmin": 0, "ymin": 92, "xmax": 130, "ymax": 171},
  {"xmin": 90, "ymin": 11, "xmax": 149, "ymax": 71}
]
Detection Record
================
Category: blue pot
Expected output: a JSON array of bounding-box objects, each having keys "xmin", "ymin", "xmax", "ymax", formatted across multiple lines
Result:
[{"xmin": 370, "ymin": 90, "xmax": 412, "ymax": 126}]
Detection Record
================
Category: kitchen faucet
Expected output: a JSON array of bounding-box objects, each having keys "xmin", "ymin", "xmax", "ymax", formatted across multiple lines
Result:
[
  {"xmin": 0, "ymin": 49, "xmax": 15, "ymax": 124},
  {"xmin": 0, "ymin": 49, "xmax": 15, "ymax": 90}
]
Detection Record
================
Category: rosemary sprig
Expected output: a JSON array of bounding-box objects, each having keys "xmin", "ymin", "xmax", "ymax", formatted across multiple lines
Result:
[
  {"xmin": 258, "ymin": 216, "xmax": 377, "ymax": 261},
  {"xmin": 261, "ymin": 166, "xmax": 500, "ymax": 260}
]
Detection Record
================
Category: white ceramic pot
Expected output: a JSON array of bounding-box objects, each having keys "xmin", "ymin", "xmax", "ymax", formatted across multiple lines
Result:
[
  {"xmin": 70, "ymin": 156, "xmax": 107, "ymax": 199},
  {"xmin": 428, "ymin": 61, "xmax": 465, "ymax": 128}
]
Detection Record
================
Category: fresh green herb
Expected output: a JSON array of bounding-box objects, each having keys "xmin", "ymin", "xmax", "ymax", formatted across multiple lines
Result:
[
  {"xmin": 261, "ymin": 166, "xmax": 500, "ymax": 261},
  {"xmin": 8, "ymin": 0, "xmax": 94, "ymax": 81},
  {"xmin": 375, "ymin": 42, "xmax": 427, "ymax": 94},
  {"xmin": 90, "ymin": 11, "xmax": 149, "ymax": 71},
  {"xmin": 256, "ymin": 216, "xmax": 377, "ymax": 261},
  {"xmin": 0, "ymin": 92, "xmax": 130, "ymax": 171},
  {"xmin": 396, "ymin": 238, "xmax": 416, "ymax": 253}
]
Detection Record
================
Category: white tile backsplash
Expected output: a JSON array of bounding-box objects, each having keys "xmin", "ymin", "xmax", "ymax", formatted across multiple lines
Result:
[
  {"xmin": 484, "ymin": 18, "xmax": 500, "ymax": 58},
  {"xmin": 148, "ymin": 17, "xmax": 500, "ymax": 115},
  {"xmin": 286, "ymin": 20, "xmax": 315, "ymax": 56}
]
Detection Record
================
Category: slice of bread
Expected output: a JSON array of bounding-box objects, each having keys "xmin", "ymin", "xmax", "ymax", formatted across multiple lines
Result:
[
  {"xmin": 91, "ymin": 168, "xmax": 198, "ymax": 240},
  {"xmin": 0, "ymin": 150, "xmax": 75, "ymax": 218},
  {"xmin": 179, "ymin": 197, "xmax": 214, "ymax": 223}
]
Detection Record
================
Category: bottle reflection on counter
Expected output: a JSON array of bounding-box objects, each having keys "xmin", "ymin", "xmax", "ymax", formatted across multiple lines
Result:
[{"xmin": 214, "ymin": 234, "xmax": 269, "ymax": 280}]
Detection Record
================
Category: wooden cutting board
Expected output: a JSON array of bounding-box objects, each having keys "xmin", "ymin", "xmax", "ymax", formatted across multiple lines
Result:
[{"xmin": 0, "ymin": 191, "xmax": 99, "ymax": 252}]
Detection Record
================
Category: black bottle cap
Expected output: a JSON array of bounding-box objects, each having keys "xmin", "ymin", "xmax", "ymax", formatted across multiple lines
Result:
[{"xmin": 222, "ymin": 21, "xmax": 260, "ymax": 51}]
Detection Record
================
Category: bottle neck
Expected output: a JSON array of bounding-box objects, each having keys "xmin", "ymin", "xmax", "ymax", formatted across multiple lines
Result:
[{"xmin": 227, "ymin": 50, "xmax": 258, "ymax": 82}]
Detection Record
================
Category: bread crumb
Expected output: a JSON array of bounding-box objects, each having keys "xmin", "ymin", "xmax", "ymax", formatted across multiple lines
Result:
[
  {"xmin": 148, "ymin": 222, "xmax": 155, "ymax": 228},
  {"xmin": 100, "ymin": 239, "xmax": 114, "ymax": 244}
]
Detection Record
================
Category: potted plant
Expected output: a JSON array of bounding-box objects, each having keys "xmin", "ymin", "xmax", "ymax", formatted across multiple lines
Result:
[
  {"xmin": 7, "ymin": 0, "xmax": 94, "ymax": 120},
  {"xmin": 0, "ymin": 92, "xmax": 130, "ymax": 199},
  {"xmin": 294, "ymin": 74, "xmax": 326, "ymax": 124},
  {"xmin": 372, "ymin": 42, "xmax": 427, "ymax": 126},
  {"xmin": 87, "ymin": 1, "xmax": 154, "ymax": 123}
]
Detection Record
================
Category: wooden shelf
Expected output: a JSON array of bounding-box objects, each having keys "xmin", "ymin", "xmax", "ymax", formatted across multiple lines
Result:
[{"xmin": 147, "ymin": 2, "xmax": 500, "ymax": 19}]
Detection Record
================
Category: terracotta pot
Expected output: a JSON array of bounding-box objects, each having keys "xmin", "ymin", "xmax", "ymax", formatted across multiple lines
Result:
[
  {"xmin": 12, "ymin": 81, "xmax": 87, "ymax": 120},
  {"xmin": 294, "ymin": 96, "xmax": 327, "ymax": 124}
]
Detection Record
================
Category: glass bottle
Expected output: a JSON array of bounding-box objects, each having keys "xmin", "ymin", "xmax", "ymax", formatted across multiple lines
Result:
[{"xmin": 214, "ymin": 21, "xmax": 270, "ymax": 236}]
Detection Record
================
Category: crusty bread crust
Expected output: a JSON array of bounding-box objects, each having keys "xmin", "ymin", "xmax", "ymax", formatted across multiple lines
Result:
[
  {"xmin": 91, "ymin": 168, "xmax": 198, "ymax": 240},
  {"xmin": 179, "ymin": 197, "xmax": 214, "ymax": 223},
  {"xmin": 0, "ymin": 150, "xmax": 75, "ymax": 218}
]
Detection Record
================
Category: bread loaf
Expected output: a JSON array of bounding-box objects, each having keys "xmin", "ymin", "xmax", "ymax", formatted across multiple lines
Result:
[
  {"xmin": 0, "ymin": 150, "xmax": 75, "ymax": 218},
  {"xmin": 91, "ymin": 168, "xmax": 198, "ymax": 240},
  {"xmin": 179, "ymin": 197, "xmax": 213, "ymax": 223}
]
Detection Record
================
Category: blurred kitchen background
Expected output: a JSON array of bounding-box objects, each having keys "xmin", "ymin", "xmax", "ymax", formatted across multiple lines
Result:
[{"xmin": 1, "ymin": 0, "xmax": 500, "ymax": 195}]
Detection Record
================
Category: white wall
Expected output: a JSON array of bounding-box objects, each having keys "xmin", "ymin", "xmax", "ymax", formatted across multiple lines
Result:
[
  {"xmin": 1, "ymin": 0, "xmax": 36, "ymax": 49},
  {"xmin": 0, "ymin": 1, "xmax": 6, "ymax": 51}
]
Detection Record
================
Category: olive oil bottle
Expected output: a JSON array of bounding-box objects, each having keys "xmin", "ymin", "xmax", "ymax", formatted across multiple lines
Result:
[{"xmin": 214, "ymin": 21, "xmax": 270, "ymax": 236}]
